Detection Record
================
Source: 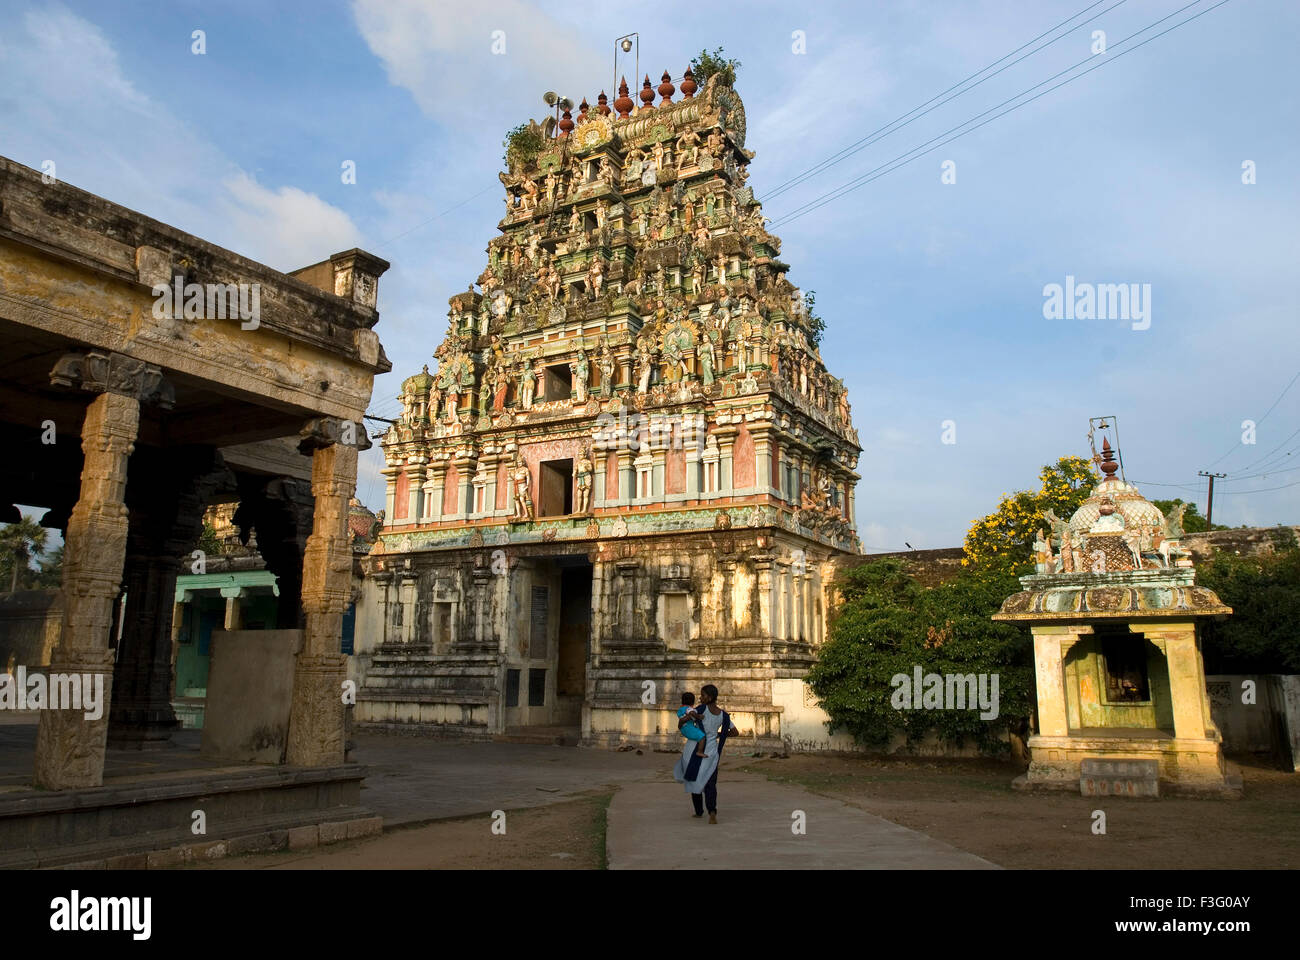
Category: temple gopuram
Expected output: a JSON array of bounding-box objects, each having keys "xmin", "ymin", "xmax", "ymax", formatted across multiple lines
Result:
[{"xmin": 356, "ymin": 67, "xmax": 861, "ymax": 749}]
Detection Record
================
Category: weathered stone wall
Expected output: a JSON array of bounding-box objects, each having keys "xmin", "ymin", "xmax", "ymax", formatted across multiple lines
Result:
[
  {"xmin": 0, "ymin": 589, "xmax": 63, "ymax": 669},
  {"xmin": 1181, "ymin": 526, "xmax": 1300, "ymax": 561},
  {"xmin": 856, "ymin": 547, "xmax": 966, "ymax": 587},
  {"xmin": 856, "ymin": 526, "xmax": 1299, "ymax": 587}
]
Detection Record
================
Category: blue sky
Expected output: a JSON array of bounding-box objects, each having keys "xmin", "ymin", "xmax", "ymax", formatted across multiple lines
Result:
[{"xmin": 2, "ymin": 0, "xmax": 1296, "ymax": 549}]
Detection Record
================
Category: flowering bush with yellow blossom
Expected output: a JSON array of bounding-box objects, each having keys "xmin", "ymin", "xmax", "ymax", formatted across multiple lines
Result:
[{"xmin": 962, "ymin": 456, "xmax": 1097, "ymax": 577}]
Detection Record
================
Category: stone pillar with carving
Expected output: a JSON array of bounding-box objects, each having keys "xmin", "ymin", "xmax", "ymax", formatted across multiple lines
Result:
[
  {"xmin": 234, "ymin": 476, "xmax": 314, "ymax": 629},
  {"xmin": 427, "ymin": 459, "xmax": 448, "ymax": 522},
  {"xmin": 36, "ymin": 351, "xmax": 171, "ymax": 788},
  {"xmin": 453, "ymin": 452, "xmax": 475, "ymax": 521},
  {"xmin": 287, "ymin": 418, "xmax": 360, "ymax": 767},
  {"xmin": 714, "ymin": 426, "xmax": 738, "ymax": 494},
  {"xmin": 110, "ymin": 445, "xmax": 230, "ymax": 749},
  {"xmin": 752, "ymin": 553, "xmax": 775, "ymax": 640},
  {"xmin": 381, "ymin": 462, "xmax": 399, "ymax": 522},
  {"xmin": 406, "ymin": 457, "xmax": 426, "ymax": 522}
]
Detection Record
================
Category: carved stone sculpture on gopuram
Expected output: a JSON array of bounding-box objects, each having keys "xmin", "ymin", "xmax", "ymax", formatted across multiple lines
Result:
[{"xmin": 360, "ymin": 62, "xmax": 863, "ymax": 750}]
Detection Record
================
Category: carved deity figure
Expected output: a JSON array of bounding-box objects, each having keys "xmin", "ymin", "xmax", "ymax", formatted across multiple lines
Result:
[
  {"xmin": 598, "ymin": 344, "xmax": 615, "ymax": 394},
  {"xmin": 1059, "ymin": 530, "xmax": 1075, "ymax": 573},
  {"xmin": 635, "ymin": 338, "xmax": 657, "ymax": 393},
  {"xmin": 1033, "ymin": 528, "xmax": 1054, "ymax": 575},
  {"xmin": 511, "ymin": 459, "xmax": 534, "ymax": 522},
  {"xmin": 587, "ymin": 258, "xmax": 604, "ymax": 300},
  {"xmin": 568, "ymin": 205, "xmax": 582, "ymax": 234},
  {"xmin": 651, "ymin": 204, "xmax": 670, "ymax": 241},
  {"xmin": 598, "ymin": 156, "xmax": 617, "ymax": 186},
  {"xmin": 438, "ymin": 357, "xmax": 466, "ymax": 423},
  {"xmin": 575, "ymin": 450, "xmax": 594, "ymax": 514},
  {"xmin": 1162, "ymin": 502, "xmax": 1188, "ymax": 541},
  {"xmin": 677, "ymin": 130, "xmax": 701, "ymax": 168},
  {"xmin": 478, "ymin": 365, "xmax": 494, "ymax": 416},
  {"xmin": 690, "ymin": 256, "xmax": 706, "ymax": 295},
  {"xmin": 492, "ymin": 359, "xmax": 510, "ymax": 412},
  {"xmin": 707, "ymin": 126, "xmax": 726, "ymax": 158},
  {"xmin": 1043, "ymin": 509, "xmax": 1070, "ymax": 573},
  {"xmin": 571, "ymin": 349, "xmax": 590, "ymax": 402},
  {"xmin": 700, "ymin": 336, "xmax": 716, "ymax": 386},
  {"xmin": 521, "ymin": 177, "xmax": 539, "ymax": 211},
  {"xmin": 519, "ymin": 361, "xmax": 536, "ymax": 409}
]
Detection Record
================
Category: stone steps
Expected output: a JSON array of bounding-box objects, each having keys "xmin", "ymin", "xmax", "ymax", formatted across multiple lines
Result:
[{"xmin": 494, "ymin": 726, "xmax": 581, "ymax": 746}]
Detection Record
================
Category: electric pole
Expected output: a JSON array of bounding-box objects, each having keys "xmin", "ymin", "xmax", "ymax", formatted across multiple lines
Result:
[{"xmin": 1198, "ymin": 471, "xmax": 1226, "ymax": 527}]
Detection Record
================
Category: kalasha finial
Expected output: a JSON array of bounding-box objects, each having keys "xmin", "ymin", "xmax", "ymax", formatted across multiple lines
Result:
[
  {"xmin": 559, "ymin": 107, "xmax": 575, "ymax": 137},
  {"xmin": 614, "ymin": 76, "xmax": 634, "ymax": 118},
  {"xmin": 597, "ymin": 91, "xmax": 611, "ymax": 115},
  {"xmin": 658, "ymin": 69, "xmax": 675, "ymax": 105},
  {"xmin": 639, "ymin": 75, "xmax": 655, "ymax": 111},
  {"xmin": 1100, "ymin": 437, "xmax": 1119, "ymax": 479},
  {"xmin": 680, "ymin": 65, "xmax": 697, "ymax": 99},
  {"xmin": 578, "ymin": 97, "xmax": 589, "ymax": 120}
]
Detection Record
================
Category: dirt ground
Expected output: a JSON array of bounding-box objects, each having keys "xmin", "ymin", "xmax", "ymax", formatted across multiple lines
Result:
[
  {"xmin": 190, "ymin": 754, "xmax": 1297, "ymax": 870},
  {"xmin": 736, "ymin": 753, "xmax": 1300, "ymax": 869},
  {"xmin": 194, "ymin": 790, "xmax": 612, "ymax": 870}
]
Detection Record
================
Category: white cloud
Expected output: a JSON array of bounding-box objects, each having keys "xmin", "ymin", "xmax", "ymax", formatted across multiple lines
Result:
[
  {"xmin": 220, "ymin": 173, "xmax": 362, "ymax": 271},
  {"xmin": 0, "ymin": 4, "xmax": 361, "ymax": 274},
  {"xmin": 352, "ymin": 0, "xmax": 607, "ymax": 128}
]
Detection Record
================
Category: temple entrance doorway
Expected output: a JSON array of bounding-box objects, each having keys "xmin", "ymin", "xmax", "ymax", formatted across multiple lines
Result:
[
  {"xmin": 501, "ymin": 556, "xmax": 591, "ymax": 740},
  {"xmin": 555, "ymin": 562, "xmax": 592, "ymax": 725}
]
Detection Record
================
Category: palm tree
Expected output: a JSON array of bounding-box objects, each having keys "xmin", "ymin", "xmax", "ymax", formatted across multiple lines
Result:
[{"xmin": 1, "ymin": 517, "xmax": 48, "ymax": 592}]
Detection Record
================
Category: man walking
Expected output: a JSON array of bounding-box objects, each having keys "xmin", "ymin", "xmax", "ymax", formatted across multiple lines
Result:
[{"xmin": 672, "ymin": 684, "xmax": 742, "ymax": 824}]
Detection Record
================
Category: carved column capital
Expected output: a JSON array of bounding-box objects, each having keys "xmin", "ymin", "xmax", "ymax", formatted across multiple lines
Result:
[
  {"xmin": 298, "ymin": 416, "xmax": 372, "ymax": 454},
  {"xmin": 50, "ymin": 350, "xmax": 174, "ymax": 408}
]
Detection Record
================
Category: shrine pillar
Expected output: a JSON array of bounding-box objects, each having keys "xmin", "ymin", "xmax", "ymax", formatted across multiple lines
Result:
[
  {"xmin": 36, "ymin": 352, "xmax": 169, "ymax": 788},
  {"xmin": 286, "ymin": 419, "xmax": 358, "ymax": 767}
]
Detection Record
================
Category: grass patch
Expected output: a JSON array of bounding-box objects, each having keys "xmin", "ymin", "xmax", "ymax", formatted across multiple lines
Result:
[{"xmin": 589, "ymin": 790, "xmax": 614, "ymax": 870}]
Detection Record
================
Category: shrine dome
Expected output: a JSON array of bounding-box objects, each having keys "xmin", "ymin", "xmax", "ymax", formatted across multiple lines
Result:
[
  {"xmin": 403, "ymin": 364, "xmax": 434, "ymax": 394},
  {"xmin": 1067, "ymin": 438, "xmax": 1166, "ymax": 538}
]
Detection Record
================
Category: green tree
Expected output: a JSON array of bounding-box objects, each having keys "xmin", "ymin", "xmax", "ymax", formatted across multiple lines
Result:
[
  {"xmin": 962, "ymin": 456, "xmax": 1096, "ymax": 577},
  {"xmin": 503, "ymin": 121, "xmax": 546, "ymax": 171},
  {"xmin": 1198, "ymin": 529, "xmax": 1300, "ymax": 672},
  {"xmin": 689, "ymin": 47, "xmax": 740, "ymax": 87},
  {"xmin": 1149, "ymin": 498, "xmax": 1226, "ymax": 534},
  {"xmin": 0, "ymin": 517, "xmax": 48, "ymax": 592},
  {"xmin": 197, "ymin": 522, "xmax": 222, "ymax": 557},
  {"xmin": 34, "ymin": 543, "xmax": 63, "ymax": 588},
  {"xmin": 802, "ymin": 290, "xmax": 825, "ymax": 350},
  {"xmin": 809, "ymin": 559, "xmax": 1033, "ymax": 753}
]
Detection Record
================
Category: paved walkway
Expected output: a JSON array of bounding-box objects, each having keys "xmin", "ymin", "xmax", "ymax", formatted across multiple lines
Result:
[
  {"xmin": 3, "ymin": 719, "xmax": 997, "ymax": 867},
  {"xmin": 351, "ymin": 734, "xmax": 665, "ymax": 825},
  {"xmin": 607, "ymin": 770, "xmax": 997, "ymax": 870}
]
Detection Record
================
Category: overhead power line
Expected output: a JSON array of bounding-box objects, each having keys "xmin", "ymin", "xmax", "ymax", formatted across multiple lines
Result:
[
  {"xmin": 1206, "ymin": 369, "xmax": 1300, "ymax": 468},
  {"xmin": 762, "ymin": 0, "xmax": 1126, "ymax": 203},
  {"xmin": 768, "ymin": 0, "xmax": 1235, "ymax": 231}
]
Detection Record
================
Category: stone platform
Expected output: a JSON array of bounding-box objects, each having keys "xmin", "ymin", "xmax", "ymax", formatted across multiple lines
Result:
[{"xmin": 0, "ymin": 717, "xmax": 378, "ymax": 868}]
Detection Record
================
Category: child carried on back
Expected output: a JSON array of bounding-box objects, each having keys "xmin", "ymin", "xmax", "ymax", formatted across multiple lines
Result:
[{"xmin": 678, "ymin": 692, "xmax": 707, "ymax": 758}]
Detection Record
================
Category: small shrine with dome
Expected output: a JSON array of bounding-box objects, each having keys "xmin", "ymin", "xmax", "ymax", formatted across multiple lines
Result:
[{"xmin": 994, "ymin": 433, "xmax": 1239, "ymax": 797}]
